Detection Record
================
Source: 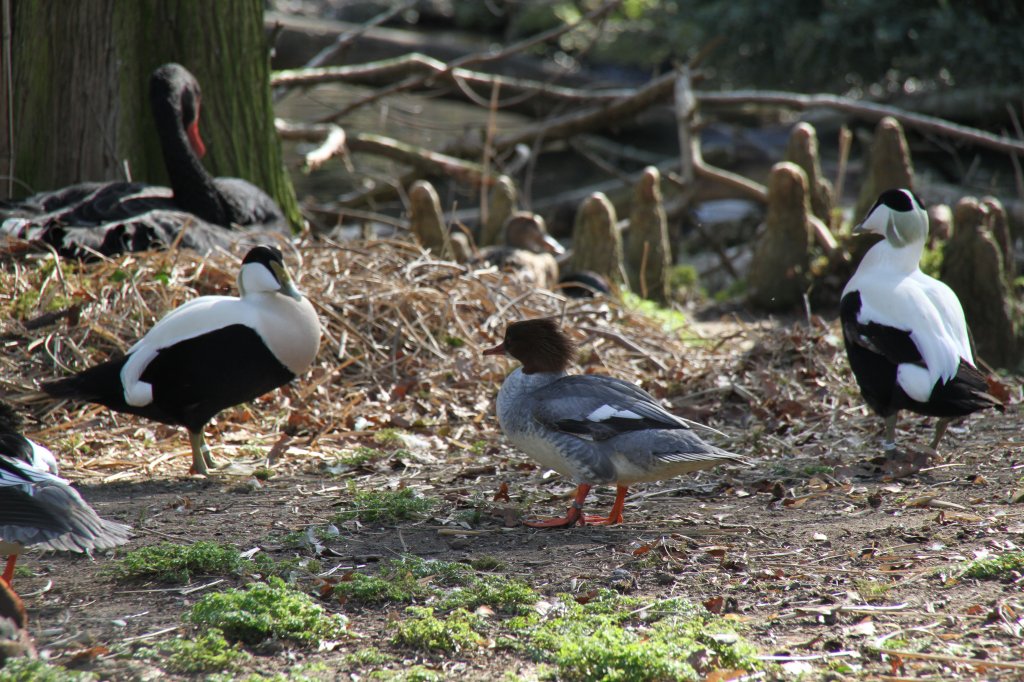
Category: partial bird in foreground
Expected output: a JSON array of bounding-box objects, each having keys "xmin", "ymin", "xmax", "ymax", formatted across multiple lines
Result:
[
  {"xmin": 1, "ymin": 63, "xmax": 285, "ymax": 258},
  {"xmin": 44, "ymin": 246, "xmax": 321, "ymax": 475},
  {"xmin": 0, "ymin": 402, "xmax": 130, "ymax": 588},
  {"xmin": 840, "ymin": 188, "xmax": 1002, "ymax": 450},
  {"xmin": 484, "ymin": 318, "xmax": 749, "ymax": 527}
]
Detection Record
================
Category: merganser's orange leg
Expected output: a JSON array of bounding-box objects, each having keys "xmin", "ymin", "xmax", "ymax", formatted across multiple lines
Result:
[
  {"xmin": 2, "ymin": 555, "xmax": 17, "ymax": 585},
  {"xmin": 583, "ymin": 485, "xmax": 628, "ymax": 525},
  {"xmin": 525, "ymin": 484, "xmax": 592, "ymax": 528}
]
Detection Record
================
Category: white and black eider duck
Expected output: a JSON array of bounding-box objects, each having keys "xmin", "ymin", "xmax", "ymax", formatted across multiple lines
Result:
[
  {"xmin": 0, "ymin": 403, "xmax": 130, "ymax": 587},
  {"xmin": 484, "ymin": 318, "xmax": 748, "ymax": 527},
  {"xmin": 840, "ymin": 188, "xmax": 1002, "ymax": 450},
  {"xmin": 1, "ymin": 63, "xmax": 285, "ymax": 257},
  {"xmin": 43, "ymin": 245, "xmax": 321, "ymax": 475}
]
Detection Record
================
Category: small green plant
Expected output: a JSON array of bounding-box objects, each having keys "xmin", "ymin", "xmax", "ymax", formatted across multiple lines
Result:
[
  {"xmin": 138, "ymin": 629, "xmax": 250, "ymax": 673},
  {"xmin": 469, "ymin": 555, "xmax": 507, "ymax": 572},
  {"xmin": 962, "ymin": 551, "xmax": 1024, "ymax": 580},
  {"xmin": 346, "ymin": 646, "xmax": 393, "ymax": 665},
  {"xmin": 188, "ymin": 577, "xmax": 348, "ymax": 646},
  {"xmin": 621, "ymin": 291, "xmax": 689, "ymax": 331},
  {"xmin": 391, "ymin": 607, "xmax": 484, "ymax": 654},
  {"xmin": 327, "ymin": 446, "xmax": 386, "ymax": 470},
  {"xmin": 369, "ymin": 666, "xmax": 443, "ymax": 681},
  {"xmin": 0, "ymin": 659, "xmax": 97, "ymax": 681},
  {"xmin": 437, "ymin": 575, "xmax": 538, "ymax": 615},
  {"xmin": 112, "ymin": 541, "xmax": 246, "ymax": 582},
  {"xmin": 335, "ymin": 485, "xmax": 436, "ymax": 524},
  {"xmin": 250, "ymin": 554, "xmax": 322, "ymax": 582},
  {"xmin": 335, "ymin": 555, "xmax": 473, "ymax": 605},
  {"xmin": 373, "ymin": 428, "xmax": 403, "ymax": 445},
  {"xmin": 853, "ymin": 578, "xmax": 892, "ymax": 602}
]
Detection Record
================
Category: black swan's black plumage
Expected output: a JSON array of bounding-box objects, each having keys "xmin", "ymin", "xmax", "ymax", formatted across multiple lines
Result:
[{"xmin": 1, "ymin": 63, "xmax": 284, "ymax": 258}]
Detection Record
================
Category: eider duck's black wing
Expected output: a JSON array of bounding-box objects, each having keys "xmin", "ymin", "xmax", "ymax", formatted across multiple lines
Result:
[
  {"xmin": 134, "ymin": 324, "xmax": 297, "ymax": 433},
  {"xmin": 840, "ymin": 290, "xmax": 923, "ymax": 366}
]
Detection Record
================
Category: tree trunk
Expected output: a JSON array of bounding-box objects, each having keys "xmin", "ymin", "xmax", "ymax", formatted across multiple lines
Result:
[{"xmin": 0, "ymin": 0, "xmax": 300, "ymax": 229}]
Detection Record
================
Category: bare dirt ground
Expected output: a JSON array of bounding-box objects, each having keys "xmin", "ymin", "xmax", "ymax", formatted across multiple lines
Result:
[{"xmin": 2, "ymin": 241, "xmax": 1022, "ymax": 681}]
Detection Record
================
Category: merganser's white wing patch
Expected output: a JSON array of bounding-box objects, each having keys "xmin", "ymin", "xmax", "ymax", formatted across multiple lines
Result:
[
  {"xmin": 529, "ymin": 374, "xmax": 701, "ymax": 441},
  {"xmin": 587, "ymin": 405, "xmax": 642, "ymax": 422}
]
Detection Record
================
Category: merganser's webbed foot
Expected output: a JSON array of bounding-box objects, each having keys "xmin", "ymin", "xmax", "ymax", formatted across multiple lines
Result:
[
  {"xmin": 524, "ymin": 484, "xmax": 593, "ymax": 529},
  {"xmin": 189, "ymin": 430, "xmax": 219, "ymax": 475},
  {"xmin": 1, "ymin": 556, "xmax": 17, "ymax": 585},
  {"xmin": 581, "ymin": 486, "xmax": 628, "ymax": 525},
  {"xmin": 525, "ymin": 508, "xmax": 583, "ymax": 528}
]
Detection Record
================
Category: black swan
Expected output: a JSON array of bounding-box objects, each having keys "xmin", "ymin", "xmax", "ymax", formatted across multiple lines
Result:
[{"xmin": 1, "ymin": 63, "xmax": 286, "ymax": 258}]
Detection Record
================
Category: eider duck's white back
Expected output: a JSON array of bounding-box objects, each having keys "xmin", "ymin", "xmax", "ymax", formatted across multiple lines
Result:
[
  {"xmin": 484, "ymin": 318, "xmax": 748, "ymax": 528},
  {"xmin": 840, "ymin": 188, "xmax": 1001, "ymax": 450},
  {"xmin": 44, "ymin": 246, "xmax": 321, "ymax": 475}
]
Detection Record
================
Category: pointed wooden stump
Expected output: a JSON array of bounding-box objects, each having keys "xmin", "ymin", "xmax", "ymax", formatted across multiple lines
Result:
[
  {"xmin": 748, "ymin": 162, "xmax": 812, "ymax": 311},
  {"xmin": 785, "ymin": 122, "xmax": 833, "ymax": 224},
  {"xmin": 625, "ymin": 167, "xmax": 671, "ymax": 304},
  {"xmin": 855, "ymin": 116, "xmax": 914, "ymax": 222},
  {"xmin": 408, "ymin": 180, "xmax": 453, "ymax": 259},
  {"xmin": 982, "ymin": 196, "xmax": 1015, "ymax": 283},
  {"xmin": 570, "ymin": 192, "xmax": 623, "ymax": 292},
  {"xmin": 926, "ymin": 203, "xmax": 953, "ymax": 246},
  {"xmin": 480, "ymin": 174, "xmax": 517, "ymax": 247},
  {"xmin": 941, "ymin": 197, "xmax": 1022, "ymax": 368}
]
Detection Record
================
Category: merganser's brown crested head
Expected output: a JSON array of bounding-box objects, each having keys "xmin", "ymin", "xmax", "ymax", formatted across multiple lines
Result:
[{"xmin": 483, "ymin": 318, "xmax": 575, "ymax": 374}]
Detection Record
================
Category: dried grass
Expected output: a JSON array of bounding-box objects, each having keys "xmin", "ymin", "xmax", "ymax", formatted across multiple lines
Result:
[{"xmin": 0, "ymin": 234, "xmax": 991, "ymax": 484}]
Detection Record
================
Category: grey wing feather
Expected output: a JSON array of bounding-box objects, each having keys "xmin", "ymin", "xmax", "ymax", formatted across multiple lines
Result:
[
  {"xmin": 0, "ymin": 479, "xmax": 130, "ymax": 552},
  {"xmin": 530, "ymin": 375, "xmax": 690, "ymax": 440}
]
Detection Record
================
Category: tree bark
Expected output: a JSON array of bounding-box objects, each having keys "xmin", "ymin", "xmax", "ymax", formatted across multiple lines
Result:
[{"xmin": 1, "ymin": 0, "xmax": 300, "ymax": 229}]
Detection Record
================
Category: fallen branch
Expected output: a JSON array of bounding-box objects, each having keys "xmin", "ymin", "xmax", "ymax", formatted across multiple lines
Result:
[
  {"xmin": 697, "ymin": 89, "xmax": 1024, "ymax": 157},
  {"xmin": 275, "ymin": 119, "xmax": 348, "ymax": 172},
  {"xmin": 316, "ymin": 0, "xmax": 623, "ymax": 123}
]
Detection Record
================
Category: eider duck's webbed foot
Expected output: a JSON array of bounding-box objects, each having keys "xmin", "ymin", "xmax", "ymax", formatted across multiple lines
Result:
[
  {"xmin": 189, "ymin": 430, "xmax": 219, "ymax": 475},
  {"xmin": 524, "ymin": 484, "xmax": 593, "ymax": 529},
  {"xmin": 581, "ymin": 486, "xmax": 627, "ymax": 526},
  {"xmin": 881, "ymin": 415, "xmax": 899, "ymax": 451},
  {"xmin": 929, "ymin": 418, "xmax": 951, "ymax": 452}
]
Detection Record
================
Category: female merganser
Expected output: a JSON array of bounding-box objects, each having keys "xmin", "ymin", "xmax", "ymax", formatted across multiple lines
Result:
[
  {"xmin": 840, "ymin": 188, "xmax": 1002, "ymax": 450},
  {"xmin": 471, "ymin": 213, "xmax": 565, "ymax": 290},
  {"xmin": 0, "ymin": 403, "xmax": 130, "ymax": 586},
  {"xmin": 1, "ymin": 63, "xmax": 284, "ymax": 257},
  {"xmin": 483, "ymin": 318, "xmax": 748, "ymax": 527},
  {"xmin": 43, "ymin": 246, "xmax": 321, "ymax": 475}
]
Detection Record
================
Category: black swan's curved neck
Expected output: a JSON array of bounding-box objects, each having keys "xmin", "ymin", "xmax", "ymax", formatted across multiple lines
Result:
[{"xmin": 149, "ymin": 64, "xmax": 232, "ymax": 225}]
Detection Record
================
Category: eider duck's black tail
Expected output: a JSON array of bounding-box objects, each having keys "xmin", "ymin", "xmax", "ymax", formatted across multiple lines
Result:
[
  {"xmin": 930, "ymin": 359, "xmax": 1004, "ymax": 416},
  {"xmin": 43, "ymin": 358, "xmax": 131, "ymax": 412}
]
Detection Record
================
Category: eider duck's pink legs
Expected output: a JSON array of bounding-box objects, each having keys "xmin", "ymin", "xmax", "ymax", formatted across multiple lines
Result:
[
  {"xmin": 525, "ymin": 484, "xmax": 592, "ymax": 528},
  {"xmin": 583, "ymin": 485, "xmax": 628, "ymax": 525},
  {"xmin": 2, "ymin": 555, "xmax": 17, "ymax": 585}
]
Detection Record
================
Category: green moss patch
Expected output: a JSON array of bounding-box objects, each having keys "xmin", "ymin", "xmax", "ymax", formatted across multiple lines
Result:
[
  {"xmin": 392, "ymin": 607, "xmax": 485, "ymax": 654},
  {"xmin": 962, "ymin": 551, "xmax": 1024, "ymax": 580},
  {"xmin": 138, "ymin": 629, "xmax": 250, "ymax": 674},
  {"xmin": 0, "ymin": 660, "xmax": 97, "ymax": 681},
  {"xmin": 506, "ymin": 590, "xmax": 762, "ymax": 681},
  {"xmin": 188, "ymin": 577, "xmax": 348, "ymax": 646},
  {"xmin": 334, "ymin": 486, "xmax": 437, "ymax": 524},
  {"xmin": 112, "ymin": 541, "xmax": 247, "ymax": 583}
]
